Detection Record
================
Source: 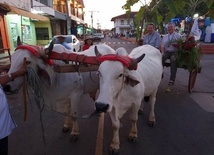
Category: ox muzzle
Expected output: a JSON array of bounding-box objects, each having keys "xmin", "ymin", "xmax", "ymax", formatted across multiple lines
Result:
[
  {"xmin": 3, "ymin": 85, "xmax": 19, "ymax": 94},
  {"xmin": 95, "ymin": 102, "xmax": 109, "ymax": 113}
]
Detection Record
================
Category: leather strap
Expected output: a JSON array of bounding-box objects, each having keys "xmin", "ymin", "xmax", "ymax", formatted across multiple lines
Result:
[{"xmin": 49, "ymin": 51, "xmax": 100, "ymax": 66}]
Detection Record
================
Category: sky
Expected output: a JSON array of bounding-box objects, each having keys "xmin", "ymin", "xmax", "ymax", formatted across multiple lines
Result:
[{"xmin": 83, "ymin": 0, "xmax": 144, "ymax": 29}]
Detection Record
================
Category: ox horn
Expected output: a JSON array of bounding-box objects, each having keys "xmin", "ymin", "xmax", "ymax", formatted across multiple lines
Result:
[
  {"xmin": 133, "ymin": 53, "xmax": 145, "ymax": 64},
  {"xmin": 94, "ymin": 46, "xmax": 101, "ymax": 57},
  {"xmin": 45, "ymin": 39, "xmax": 55, "ymax": 55},
  {"xmin": 17, "ymin": 36, "xmax": 22, "ymax": 46},
  {"xmin": 129, "ymin": 53, "xmax": 145, "ymax": 70}
]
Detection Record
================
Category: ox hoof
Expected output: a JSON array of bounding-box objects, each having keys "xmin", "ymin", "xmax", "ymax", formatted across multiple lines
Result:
[
  {"xmin": 148, "ymin": 121, "xmax": 155, "ymax": 127},
  {"xmin": 128, "ymin": 136, "xmax": 137, "ymax": 143},
  {"xmin": 62, "ymin": 126, "xmax": 70, "ymax": 133},
  {"xmin": 70, "ymin": 134, "xmax": 79, "ymax": 141},
  {"xmin": 109, "ymin": 147, "xmax": 120, "ymax": 155}
]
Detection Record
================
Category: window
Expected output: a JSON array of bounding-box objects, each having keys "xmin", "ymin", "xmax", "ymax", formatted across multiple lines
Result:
[
  {"xmin": 120, "ymin": 20, "xmax": 124, "ymax": 25},
  {"xmin": 36, "ymin": 28, "xmax": 49, "ymax": 40},
  {"xmin": 10, "ymin": 23, "xmax": 18, "ymax": 47},
  {"xmin": 22, "ymin": 25, "xmax": 32, "ymax": 41}
]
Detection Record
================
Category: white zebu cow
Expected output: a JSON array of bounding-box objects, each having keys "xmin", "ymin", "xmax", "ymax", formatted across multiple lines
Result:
[
  {"xmin": 5, "ymin": 43, "xmax": 115, "ymax": 139},
  {"xmin": 94, "ymin": 45, "xmax": 163, "ymax": 154}
]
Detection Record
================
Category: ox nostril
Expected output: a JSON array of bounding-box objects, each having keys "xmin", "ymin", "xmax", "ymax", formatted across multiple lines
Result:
[
  {"xmin": 95, "ymin": 102, "xmax": 109, "ymax": 113},
  {"xmin": 3, "ymin": 85, "xmax": 11, "ymax": 93},
  {"xmin": 2, "ymin": 85, "xmax": 17, "ymax": 94}
]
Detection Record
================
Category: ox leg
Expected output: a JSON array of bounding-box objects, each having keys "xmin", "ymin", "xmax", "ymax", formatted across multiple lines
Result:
[
  {"xmin": 128, "ymin": 104, "xmax": 139, "ymax": 142},
  {"xmin": 69, "ymin": 94, "xmax": 82, "ymax": 141},
  {"xmin": 70, "ymin": 116, "xmax": 79, "ymax": 141},
  {"xmin": 148, "ymin": 90, "xmax": 157, "ymax": 127},
  {"xmin": 109, "ymin": 110, "xmax": 120, "ymax": 154},
  {"xmin": 62, "ymin": 100, "xmax": 72, "ymax": 133},
  {"xmin": 62, "ymin": 116, "xmax": 72, "ymax": 133},
  {"xmin": 128, "ymin": 120, "xmax": 138, "ymax": 142},
  {"xmin": 138, "ymin": 101, "xmax": 144, "ymax": 114}
]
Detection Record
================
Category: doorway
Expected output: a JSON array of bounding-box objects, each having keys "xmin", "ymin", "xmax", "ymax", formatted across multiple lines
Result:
[{"xmin": 0, "ymin": 14, "xmax": 10, "ymax": 49}]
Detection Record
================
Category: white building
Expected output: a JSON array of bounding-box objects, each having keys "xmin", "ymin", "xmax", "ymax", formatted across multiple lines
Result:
[{"xmin": 111, "ymin": 12, "xmax": 137, "ymax": 36}]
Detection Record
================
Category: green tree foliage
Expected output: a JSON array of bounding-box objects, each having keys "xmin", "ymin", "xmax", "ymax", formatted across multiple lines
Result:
[{"xmin": 122, "ymin": 0, "xmax": 214, "ymax": 40}]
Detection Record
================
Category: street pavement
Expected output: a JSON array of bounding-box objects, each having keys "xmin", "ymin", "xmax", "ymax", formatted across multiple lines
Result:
[
  {"xmin": 161, "ymin": 53, "xmax": 214, "ymax": 113},
  {"xmin": 5, "ymin": 38, "xmax": 214, "ymax": 155}
]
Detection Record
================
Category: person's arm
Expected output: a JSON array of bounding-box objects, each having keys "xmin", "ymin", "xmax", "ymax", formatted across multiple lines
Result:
[
  {"xmin": 0, "ymin": 67, "xmax": 27, "ymax": 85},
  {"xmin": 142, "ymin": 34, "xmax": 147, "ymax": 45},
  {"xmin": 155, "ymin": 33, "xmax": 162, "ymax": 49}
]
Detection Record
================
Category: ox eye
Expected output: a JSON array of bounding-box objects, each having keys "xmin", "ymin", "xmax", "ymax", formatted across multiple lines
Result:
[
  {"xmin": 26, "ymin": 61, "xmax": 31, "ymax": 65},
  {"xmin": 118, "ymin": 73, "xmax": 123, "ymax": 79}
]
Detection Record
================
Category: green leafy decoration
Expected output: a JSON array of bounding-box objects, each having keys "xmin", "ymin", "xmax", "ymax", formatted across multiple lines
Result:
[{"xmin": 172, "ymin": 36, "xmax": 202, "ymax": 72}]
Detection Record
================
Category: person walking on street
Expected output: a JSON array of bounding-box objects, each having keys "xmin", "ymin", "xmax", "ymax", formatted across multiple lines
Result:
[
  {"xmin": 143, "ymin": 23, "xmax": 161, "ymax": 49},
  {"xmin": 161, "ymin": 22, "xmax": 181, "ymax": 86},
  {"xmin": 0, "ymin": 66, "xmax": 27, "ymax": 155}
]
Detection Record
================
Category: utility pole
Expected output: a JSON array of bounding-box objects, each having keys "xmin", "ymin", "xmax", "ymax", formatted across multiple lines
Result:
[
  {"xmin": 89, "ymin": 10, "xmax": 99, "ymax": 33},
  {"xmin": 66, "ymin": 0, "xmax": 71, "ymax": 34}
]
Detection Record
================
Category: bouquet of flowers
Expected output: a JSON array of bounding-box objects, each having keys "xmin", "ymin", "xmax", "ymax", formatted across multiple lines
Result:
[{"xmin": 172, "ymin": 36, "xmax": 202, "ymax": 72}]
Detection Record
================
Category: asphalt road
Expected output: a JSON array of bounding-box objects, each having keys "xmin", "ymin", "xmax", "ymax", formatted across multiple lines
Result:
[{"xmin": 7, "ymin": 37, "xmax": 214, "ymax": 155}]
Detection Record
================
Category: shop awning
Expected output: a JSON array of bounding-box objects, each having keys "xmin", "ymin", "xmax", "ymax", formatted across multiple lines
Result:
[
  {"xmin": 0, "ymin": 3, "xmax": 49, "ymax": 21},
  {"xmin": 0, "ymin": 3, "xmax": 11, "ymax": 14}
]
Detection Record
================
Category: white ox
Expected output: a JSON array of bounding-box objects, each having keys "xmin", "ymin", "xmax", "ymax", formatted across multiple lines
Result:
[
  {"xmin": 94, "ymin": 45, "xmax": 163, "ymax": 154},
  {"xmin": 5, "ymin": 43, "xmax": 115, "ymax": 139}
]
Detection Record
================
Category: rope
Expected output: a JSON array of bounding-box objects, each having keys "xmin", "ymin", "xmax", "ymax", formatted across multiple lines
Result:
[
  {"xmin": 26, "ymin": 67, "xmax": 45, "ymax": 112},
  {"xmin": 22, "ymin": 58, "xmax": 27, "ymax": 121},
  {"xmin": 26, "ymin": 67, "xmax": 46, "ymax": 149}
]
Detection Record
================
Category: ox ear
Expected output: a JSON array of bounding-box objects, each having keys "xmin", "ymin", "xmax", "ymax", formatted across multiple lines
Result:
[
  {"xmin": 124, "ymin": 71, "xmax": 140, "ymax": 87},
  {"xmin": 44, "ymin": 39, "xmax": 54, "ymax": 55},
  {"xmin": 37, "ymin": 61, "xmax": 53, "ymax": 85}
]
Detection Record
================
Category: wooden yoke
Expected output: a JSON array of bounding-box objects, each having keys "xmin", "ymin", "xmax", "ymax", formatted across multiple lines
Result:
[
  {"xmin": 49, "ymin": 52, "xmax": 100, "ymax": 65},
  {"xmin": 49, "ymin": 51, "xmax": 100, "ymax": 73}
]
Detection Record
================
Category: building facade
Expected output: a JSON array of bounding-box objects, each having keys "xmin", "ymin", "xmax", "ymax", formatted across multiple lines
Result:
[
  {"xmin": 111, "ymin": 12, "xmax": 137, "ymax": 37},
  {"xmin": 0, "ymin": 0, "xmax": 85, "ymax": 51}
]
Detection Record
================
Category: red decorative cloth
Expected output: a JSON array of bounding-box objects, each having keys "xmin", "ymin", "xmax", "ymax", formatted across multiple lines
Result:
[
  {"xmin": 97, "ymin": 54, "xmax": 137, "ymax": 70},
  {"xmin": 83, "ymin": 44, "xmax": 91, "ymax": 51},
  {"xmin": 15, "ymin": 45, "xmax": 54, "ymax": 66}
]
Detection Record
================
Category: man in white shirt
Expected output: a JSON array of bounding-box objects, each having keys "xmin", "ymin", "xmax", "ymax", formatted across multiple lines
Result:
[
  {"xmin": 161, "ymin": 22, "xmax": 181, "ymax": 86},
  {"xmin": 0, "ymin": 67, "xmax": 27, "ymax": 155}
]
